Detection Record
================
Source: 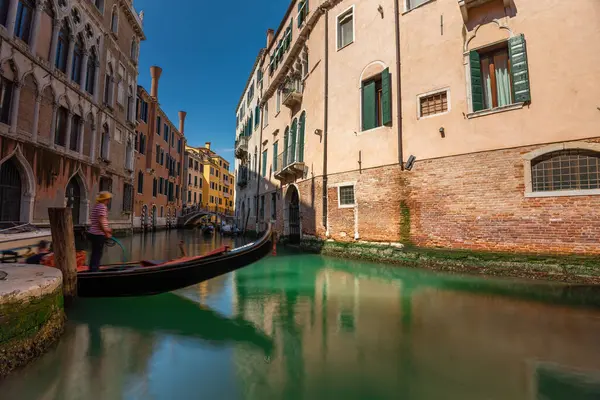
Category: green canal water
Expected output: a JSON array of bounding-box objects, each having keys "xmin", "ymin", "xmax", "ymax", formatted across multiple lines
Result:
[{"xmin": 2, "ymin": 231, "xmax": 600, "ymax": 400}]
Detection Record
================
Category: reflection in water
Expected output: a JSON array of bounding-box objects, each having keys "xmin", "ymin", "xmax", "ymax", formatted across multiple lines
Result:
[{"xmin": 2, "ymin": 241, "xmax": 600, "ymax": 400}]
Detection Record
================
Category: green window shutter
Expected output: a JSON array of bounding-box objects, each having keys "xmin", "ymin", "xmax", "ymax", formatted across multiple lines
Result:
[
  {"xmin": 508, "ymin": 33, "xmax": 531, "ymax": 103},
  {"xmin": 255, "ymin": 106, "xmax": 260, "ymax": 129},
  {"xmin": 290, "ymin": 119, "xmax": 298, "ymax": 163},
  {"xmin": 262, "ymin": 150, "xmax": 267, "ymax": 177},
  {"xmin": 298, "ymin": 112, "xmax": 305, "ymax": 162},
  {"xmin": 273, "ymin": 142, "xmax": 278, "ymax": 171},
  {"xmin": 469, "ymin": 50, "xmax": 484, "ymax": 112},
  {"xmin": 283, "ymin": 129, "xmax": 289, "ymax": 166},
  {"xmin": 298, "ymin": 1, "xmax": 303, "ymax": 27},
  {"xmin": 362, "ymin": 81, "xmax": 376, "ymax": 131},
  {"xmin": 381, "ymin": 68, "xmax": 392, "ymax": 125}
]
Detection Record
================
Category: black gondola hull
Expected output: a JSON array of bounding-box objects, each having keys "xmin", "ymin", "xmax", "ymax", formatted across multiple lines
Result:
[{"xmin": 77, "ymin": 226, "xmax": 273, "ymax": 298}]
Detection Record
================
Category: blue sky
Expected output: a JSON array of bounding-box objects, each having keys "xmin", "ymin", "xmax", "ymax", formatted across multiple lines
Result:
[{"xmin": 135, "ymin": 0, "xmax": 290, "ymax": 168}]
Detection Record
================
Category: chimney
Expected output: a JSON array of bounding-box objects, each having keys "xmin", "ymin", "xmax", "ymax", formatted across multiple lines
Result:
[
  {"xmin": 205, "ymin": 142, "xmax": 211, "ymax": 150},
  {"xmin": 178, "ymin": 111, "xmax": 187, "ymax": 134},
  {"xmin": 266, "ymin": 29, "xmax": 274, "ymax": 48},
  {"xmin": 150, "ymin": 66, "xmax": 162, "ymax": 99}
]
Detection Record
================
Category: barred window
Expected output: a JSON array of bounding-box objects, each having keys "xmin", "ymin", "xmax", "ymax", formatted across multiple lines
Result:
[
  {"xmin": 339, "ymin": 185, "xmax": 355, "ymax": 206},
  {"xmin": 419, "ymin": 90, "xmax": 448, "ymax": 118},
  {"xmin": 123, "ymin": 183, "xmax": 133, "ymax": 212},
  {"xmin": 531, "ymin": 150, "xmax": 600, "ymax": 192}
]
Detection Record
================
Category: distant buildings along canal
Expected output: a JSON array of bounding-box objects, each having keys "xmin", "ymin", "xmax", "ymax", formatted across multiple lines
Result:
[
  {"xmin": 0, "ymin": 0, "xmax": 144, "ymax": 229},
  {"xmin": 233, "ymin": 0, "xmax": 600, "ymax": 254},
  {"xmin": 132, "ymin": 70, "xmax": 186, "ymax": 231}
]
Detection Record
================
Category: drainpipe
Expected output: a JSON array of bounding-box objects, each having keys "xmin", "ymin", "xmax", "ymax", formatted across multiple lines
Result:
[
  {"xmin": 394, "ymin": 0, "xmax": 404, "ymax": 169},
  {"xmin": 322, "ymin": 6, "xmax": 329, "ymax": 232}
]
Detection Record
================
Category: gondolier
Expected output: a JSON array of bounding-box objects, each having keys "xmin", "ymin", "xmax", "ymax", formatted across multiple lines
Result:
[{"xmin": 88, "ymin": 191, "xmax": 113, "ymax": 272}]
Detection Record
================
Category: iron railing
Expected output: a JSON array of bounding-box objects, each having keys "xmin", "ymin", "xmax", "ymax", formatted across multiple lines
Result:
[{"xmin": 275, "ymin": 143, "xmax": 305, "ymax": 175}]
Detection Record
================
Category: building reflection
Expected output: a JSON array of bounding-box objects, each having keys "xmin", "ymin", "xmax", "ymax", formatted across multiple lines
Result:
[{"xmin": 231, "ymin": 253, "xmax": 600, "ymax": 400}]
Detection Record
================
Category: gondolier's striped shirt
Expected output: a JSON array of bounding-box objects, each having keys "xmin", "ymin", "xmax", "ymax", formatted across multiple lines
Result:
[{"xmin": 89, "ymin": 203, "xmax": 109, "ymax": 235}]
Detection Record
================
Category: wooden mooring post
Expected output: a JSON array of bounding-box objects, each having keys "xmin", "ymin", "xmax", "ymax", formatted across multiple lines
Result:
[{"xmin": 48, "ymin": 207, "xmax": 78, "ymax": 304}]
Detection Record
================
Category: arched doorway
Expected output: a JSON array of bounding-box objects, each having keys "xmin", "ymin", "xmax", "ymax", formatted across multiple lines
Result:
[
  {"xmin": 0, "ymin": 158, "xmax": 22, "ymax": 223},
  {"xmin": 66, "ymin": 177, "xmax": 82, "ymax": 224},
  {"xmin": 286, "ymin": 185, "xmax": 300, "ymax": 244}
]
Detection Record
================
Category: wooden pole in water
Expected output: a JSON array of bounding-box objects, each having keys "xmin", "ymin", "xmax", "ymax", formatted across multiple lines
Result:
[{"xmin": 48, "ymin": 207, "xmax": 78, "ymax": 304}]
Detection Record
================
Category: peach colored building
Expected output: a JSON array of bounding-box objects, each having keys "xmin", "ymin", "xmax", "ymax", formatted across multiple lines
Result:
[
  {"xmin": 234, "ymin": 0, "xmax": 600, "ymax": 254},
  {"xmin": 0, "ymin": 0, "xmax": 144, "ymax": 230},
  {"xmin": 132, "ymin": 68, "xmax": 186, "ymax": 231}
]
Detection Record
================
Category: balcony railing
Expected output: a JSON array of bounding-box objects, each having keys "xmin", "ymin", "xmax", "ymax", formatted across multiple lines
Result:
[
  {"xmin": 237, "ymin": 166, "xmax": 248, "ymax": 187},
  {"xmin": 282, "ymin": 79, "xmax": 303, "ymax": 109},
  {"xmin": 274, "ymin": 143, "xmax": 305, "ymax": 181},
  {"xmin": 235, "ymin": 136, "xmax": 249, "ymax": 159}
]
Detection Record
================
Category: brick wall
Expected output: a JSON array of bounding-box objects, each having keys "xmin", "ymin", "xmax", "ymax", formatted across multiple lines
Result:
[{"xmin": 408, "ymin": 140, "xmax": 600, "ymax": 254}]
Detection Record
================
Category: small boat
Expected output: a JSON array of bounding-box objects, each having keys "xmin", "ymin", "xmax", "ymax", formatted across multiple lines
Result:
[
  {"xmin": 201, "ymin": 225, "xmax": 214, "ymax": 235},
  {"xmin": 77, "ymin": 224, "xmax": 273, "ymax": 298}
]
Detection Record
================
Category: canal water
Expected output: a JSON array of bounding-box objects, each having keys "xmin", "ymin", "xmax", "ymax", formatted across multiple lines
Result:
[{"xmin": 1, "ymin": 231, "xmax": 600, "ymax": 400}]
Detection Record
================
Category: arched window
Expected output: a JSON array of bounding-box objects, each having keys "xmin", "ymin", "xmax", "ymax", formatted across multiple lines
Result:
[
  {"xmin": 100, "ymin": 124, "xmax": 109, "ymax": 159},
  {"xmin": 290, "ymin": 118, "xmax": 298, "ymax": 164},
  {"xmin": 298, "ymin": 111, "xmax": 306, "ymax": 162},
  {"xmin": 71, "ymin": 34, "xmax": 84, "ymax": 84},
  {"xmin": 85, "ymin": 47, "xmax": 97, "ymax": 94},
  {"xmin": 14, "ymin": 0, "xmax": 34, "ymax": 43},
  {"xmin": 531, "ymin": 150, "xmax": 600, "ymax": 193},
  {"xmin": 130, "ymin": 39, "xmax": 138, "ymax": 60},
  {"xmin": 69, "ymin": 113, "xmax": 81, "ymax": 151},
  {"xmin": 55, "ymin": 22, "xmax": 70, "ymax": 72},
  {"xmin": 249, "ymin": 111, "xmax": 253, "ymax": 134},
  {"xmin": 93, "ymin": 0, "xmax": 104, "ymax": 13},
  {"xmin": 255, "ymin": 105, "xmax": 260, "ymax": 129},
  {"xmin": 110, "ymin": 7, "xmax": 118, "ymax": 33},
  {"xmin": 283, "ymin": 126, "xmax": 289, "ymax": 167},
  {"xmin": 54, "ymin": 106, "xmax": 68, "ymax": 146},
  {"xmin": 104, "ymin": 64, "xmax": 113, "ymax": 105}
]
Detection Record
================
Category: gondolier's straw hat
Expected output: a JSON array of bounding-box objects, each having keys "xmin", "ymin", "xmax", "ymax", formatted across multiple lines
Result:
[{"xmin": 96, "ymin": 191, "xmax": 112, "ymax": 202}]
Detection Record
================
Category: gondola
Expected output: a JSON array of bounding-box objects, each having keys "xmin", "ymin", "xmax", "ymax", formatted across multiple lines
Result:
[{"xmin": 77, "ymin": 224, "xmax": 273, "ymax": 298}]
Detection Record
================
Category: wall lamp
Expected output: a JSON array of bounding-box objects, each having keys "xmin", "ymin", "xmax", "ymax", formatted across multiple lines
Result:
[{"xmin": 439, "ymin": 127, "xmax": 445, "ymax": 138}]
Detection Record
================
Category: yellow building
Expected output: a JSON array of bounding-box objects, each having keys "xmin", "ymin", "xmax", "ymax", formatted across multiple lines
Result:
[{"xmin": 186, "ymin": 142, "xmax": 234, "ymax": 216}]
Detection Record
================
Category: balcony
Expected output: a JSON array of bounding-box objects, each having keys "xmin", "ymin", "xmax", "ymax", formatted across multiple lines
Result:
[
  {"xmin": 458, "ymin": 0, "xmax": 510, "ymax": 23},
  {"xmin": 235, "ymin": 136, "xmax": 249, "ymax": 159},
  {"xmin": 282, "ymin": 78, "xmax": 303, "ymax": 109},
  {"xmin": 237, "ymin": 166, "xmax": 248, "ymax": 188},
  {"xmin": 274, "ymin": 143, "xmax": 305, "ymax": 182}
]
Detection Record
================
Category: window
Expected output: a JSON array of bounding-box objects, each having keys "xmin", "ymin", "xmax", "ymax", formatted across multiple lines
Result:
[
  {"xmin": 86, "ymin": 48, "xmax": 97, "ymax": 94},
  {"xmin": 155, "ymin": 145, "xmax": 160, "ymax": 163},
  {"xmin": 419, "ymin": 90, "xmax": 449, "ymax": 118},
  {"xmin": 176, "ymin": 185, "xmax": 179, "ymax": 200},
  {"xmin": 117, "ymin": 64, "xmax": 124, "ymax": 105},
  {"xmin": 470, "ymin": 34, "xmax": 531, "ymax": 113},
  {"xmin": 160, "ymin": 206, "xmax": 163, "ymax": 217},
  {"xmin": 138, "ymin": 99, "xmax": 148, "ymax": 122},
  {"xmin": 137, "ymin": 171, "xmax": 144, "ymax": 193},
  {"xmin": 110, "ymin": 7, "xmax": 118, "ymax": 33},
  {"xmin": 262, "ymin": 149, "xmax": 268, "ymax": 177},
  {"xmin": 0, "ymin": 76, "xmax": 14, "ymax": 124},
  {"xmin": 100, "ymin": 125, "xmax": 109, "ymax": 159},
  {"xmin": 152, "ymin": 178, "xmax": 157, "ymax": 197},
  {"xmin": 255, "ymin": 105, "xmax": 260, "ymax": 130},
  {"xmin": 159, "ymin": 177, "xmax": 164, "ymax": 195},
  {"xmin": 298, "ymin": 0, "xmax": 309, "ymax": 27},
  {"xmin": 406, "ymin": 0, "xmax": 430, "ymax": 11},
  {"xmin": 130, "ymin": 40, "xmax": 138, "ymax": 61},
  {"xmin": 194, "ymin": 176, "xmax": 198, "ymax": 186},
  {"xmin": 55, "ymin": 23, "xmax": 70, "ymax": 72},
  {"xmin": 263, "ymin": 104, "xmax": 269, "ymax": 127},
  {"xmin": 271, "ymin": 192, "xmax": 277, "ymax": 219},
  {"xmin": 156, "ymin": 116, "xmax": 161, "ymax": 135},
  {"xmin": 139, "ymin": 134, "xmax": 146, "ymax": 155},
  {"xmin": 531, "ymin": 150, "xmax": 600, "ymax": 193},
  {"xmin": 123, "ymin": 183, "xmax": 133, "ymax": 212},
  {"xmin": 302, "ymin": 50, "xmax": 309, "ymax": 78},
  {"xmin": 361, "ymin": 68, "xmax": 391, "ymax": 131},
  {"xmin": 338, "ymin": 185, "xmax": 355, "ymax": 207},
  {"xmin": 14, "ymin": 0, "xmax": 34, "ymax": 43},
  {"xmin": 260, "ymin": 195, "xmax": 265, "ymax": 219},
  {"xmin": 187, "ymin": 191, "xmax": 191, "ymax": 203},
  {"xmin": 163, "ymin": 123, "xmax": 168, "ymax": 142},
  {"xmin": 337, "ymin": 7, "xmax": 354, "ymax": 50},
  {"xmin": 276, "ymin": 90, "xmax": 281, "ymax": 113},
  {"xmin": 71, "ymin": 35, "xmax": 84, "ymax": 84},
  {"xmin": 177, "ymin": 138, "xmax": 182, "ymax": 153},
  {"xmin": 54, "ymin": 106, "xmax": 68, "ymax": 147},
  {"xmin": 94, "ymin": 0, "xmax": 104, "ymax": 13},
  {"xmin": 69, "ymin": 114, "xmax": 81, "ymax": 151},
  {"xmin": 127, "ymin": 86, "xmax": 134, "ymax": 121}
]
